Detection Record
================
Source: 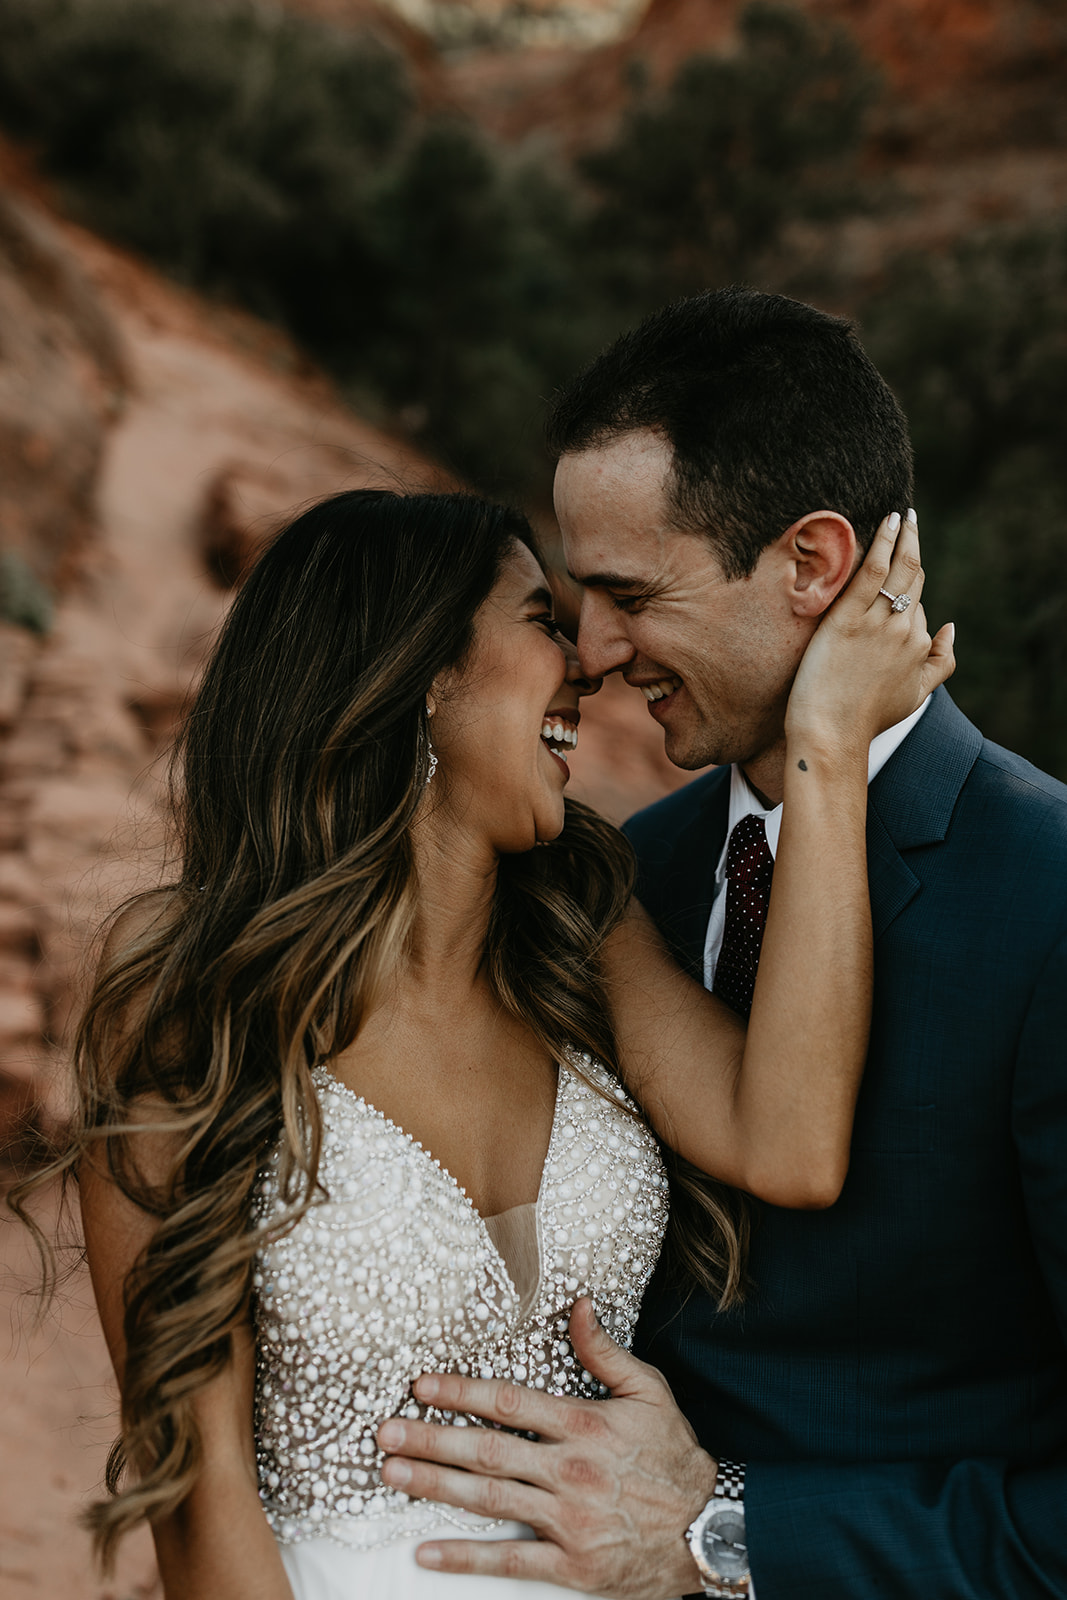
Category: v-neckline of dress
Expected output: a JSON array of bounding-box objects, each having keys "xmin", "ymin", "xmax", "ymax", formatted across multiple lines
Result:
[{"xmin": 311, "ymin": 1061, "xmax": 567, "ymax": 1313}]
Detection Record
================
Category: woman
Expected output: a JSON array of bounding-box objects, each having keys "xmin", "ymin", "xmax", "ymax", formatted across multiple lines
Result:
[{"xmin": 31, "ymin": 489, "xmax": 947, "ymax": 1598}]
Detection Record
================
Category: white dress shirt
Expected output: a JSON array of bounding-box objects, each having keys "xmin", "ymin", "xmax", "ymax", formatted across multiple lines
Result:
[{"xmin": 702, "ymin": 699, "xmax": 931, "ymax": 990}]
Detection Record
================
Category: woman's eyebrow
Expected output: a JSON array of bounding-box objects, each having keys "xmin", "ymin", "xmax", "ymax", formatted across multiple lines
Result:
[{"xmin": 522, "ymin": 585, "xmax": 555, "ymax": 608}]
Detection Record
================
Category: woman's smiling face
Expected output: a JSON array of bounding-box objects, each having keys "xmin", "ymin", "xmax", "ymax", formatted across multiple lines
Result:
[{"xmin": 429, "ymin": 541, "xmax": 599, "ymax": 856}]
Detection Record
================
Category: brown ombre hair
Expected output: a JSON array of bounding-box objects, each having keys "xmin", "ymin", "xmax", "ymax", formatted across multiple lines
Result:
[{"xmin": 11, "ymin": 487, "xmax": 745, "ymax": 1564}]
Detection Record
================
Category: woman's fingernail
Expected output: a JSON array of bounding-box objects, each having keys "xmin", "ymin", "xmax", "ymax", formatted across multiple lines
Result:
[
  {"xmin": 949, "ymin": 622, "xmax": 956, "ymax": 644},
  {"xmin": 378, "ymin": 1420, "xmax": 405, "ymax": 1448},
  {"xmin": 887, "ymin": 511, "xmax": 901, "ymax": 533},
  {"xmin": 414, "ymin": 1375, "xmax": 440, "ymax": 1401},
  {"xmin": 384, "ymin": 1458, "xmax": 412, "ymax": 1486},
  {"xmin": 906, "ymin": 507, "xmax": 917, "ymax": 524},
  {"xmin": 418, "ymin": 1545, "xmax": 444, "ymax": 1569}
]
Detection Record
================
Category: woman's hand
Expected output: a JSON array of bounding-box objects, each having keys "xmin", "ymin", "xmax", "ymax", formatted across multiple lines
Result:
[{"xmin": 786, "ymin": 511, "xmax": 956, "ymax": 755}]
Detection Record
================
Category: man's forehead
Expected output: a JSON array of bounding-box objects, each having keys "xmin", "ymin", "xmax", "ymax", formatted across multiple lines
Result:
[
  {"xmin": 556, "ymin": 442, "xmax": 675, "ymax": 558},
  {"xmin": 554, "ymin": 429, "xmax": 674, "ymax": 499}
]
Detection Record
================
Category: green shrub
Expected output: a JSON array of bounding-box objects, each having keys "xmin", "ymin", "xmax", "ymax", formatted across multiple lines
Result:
[
  {"xmin": 365, "ymin": 121, "xmax": 594, "ymax": 489},
  {"xmin": 0, "ymin": 0, "xmax": 411, "ymax": 329},
  {"xmin": 862, "ymin": 222, "xmax": 1067, "ymax": 777},
  {"xmin": 0, "ymin": 0, "xmax": 883, "ymax": 493},
  {"xmin": 580, "ymin": 2, "xmax": 879, "ymax": 311},
  {"xmin": 0, "ymin": 0, "xmax": 595, "ymax": 488},
  {"xmin": 0, "ymin": 549, "xmax": 55, "ymax": 634}
]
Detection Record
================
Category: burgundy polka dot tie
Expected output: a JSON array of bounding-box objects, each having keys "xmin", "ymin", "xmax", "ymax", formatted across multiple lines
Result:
[{"xmin": 713, "ymin": 813, "xmax": 775, "ymax": 1020}]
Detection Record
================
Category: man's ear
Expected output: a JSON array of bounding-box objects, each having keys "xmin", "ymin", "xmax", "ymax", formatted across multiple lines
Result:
[{"xmin": 783, "ymin": 511, "xmax": 858, "ymax": 617}]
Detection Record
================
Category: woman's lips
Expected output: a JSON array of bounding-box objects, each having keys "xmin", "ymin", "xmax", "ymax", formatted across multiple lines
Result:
[
  {"xmin": 542, "ymin": 743, "xmax": 572, "ymax": 781},
  {"xmin": 540, "ymin": 711, "xmax": 578, "ymax": 780}
]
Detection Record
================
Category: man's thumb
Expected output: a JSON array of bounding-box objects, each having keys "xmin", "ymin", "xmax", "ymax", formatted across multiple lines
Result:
[{"xmin": 568, "ymin": 1297, "xmax": 646, "ymax": 1396}]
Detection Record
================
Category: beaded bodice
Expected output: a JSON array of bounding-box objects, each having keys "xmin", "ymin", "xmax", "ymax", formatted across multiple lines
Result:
[{"xmin": 252, "ymin": 1050, "xmax": 668, "ymax": 1550}]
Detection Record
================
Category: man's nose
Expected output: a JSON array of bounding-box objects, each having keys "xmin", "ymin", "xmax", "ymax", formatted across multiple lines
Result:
[{"xmin": 576, "ymin": 595, "xmax": 635, "ymax": 680}]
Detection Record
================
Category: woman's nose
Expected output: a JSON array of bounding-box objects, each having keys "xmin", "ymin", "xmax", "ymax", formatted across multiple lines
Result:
[{"xmin": 562, "ymin": 636, "xmax": 602, "ymax": 698}]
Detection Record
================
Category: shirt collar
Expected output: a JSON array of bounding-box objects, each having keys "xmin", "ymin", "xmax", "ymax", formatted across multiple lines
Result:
[{"xmin": 715, "ymin": 696, "xmax": 932, "ymax": 875}]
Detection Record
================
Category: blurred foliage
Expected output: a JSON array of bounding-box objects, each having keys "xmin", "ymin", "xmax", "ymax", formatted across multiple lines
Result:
[
  {"xmin": 359, "ymin": 122, "xmax": 591, "ymax": 493},
  {"xmin": 0, "ymin": 0, "xmax": 1063, "ymax": 770},
  {"xmin": 0, "ymin": 0, "xmax": 411, "ymax": 290},
  {"xmin": 582, "ymin": 2, "xmax": 879, "ymax": 311},
  {"xmin": 0, "ymin": 0, "xmax": 881, "ymax": 489},
  {"xmin": 0, "ymin": 550, "xmax": 55, "ymax": 634},
  {"xmin": 0, "ymin": 0, "xmax": 576, "ymax": 486},
  {"xmin": 863, "ymin": 223, "xmax": 1067, "ymax": 778}
]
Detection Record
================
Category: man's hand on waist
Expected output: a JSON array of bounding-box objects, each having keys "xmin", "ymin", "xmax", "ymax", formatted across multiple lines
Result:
[{"xmin": 377, "ymin": 1297, "xmax": 717, "ymax": 1598}]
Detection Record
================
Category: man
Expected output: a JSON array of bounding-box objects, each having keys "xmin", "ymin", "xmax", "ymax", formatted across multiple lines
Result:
[{"xmin": 378, "ymin": 289, "xmax": 1067, "ymax": 1597}]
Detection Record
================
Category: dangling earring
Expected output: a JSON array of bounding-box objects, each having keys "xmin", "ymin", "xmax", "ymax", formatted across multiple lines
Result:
[{"xmin": 424, "ymin": 695, "xmax": 437, "ymax": 786}]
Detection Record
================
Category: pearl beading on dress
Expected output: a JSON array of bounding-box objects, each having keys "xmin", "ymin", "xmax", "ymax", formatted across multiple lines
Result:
[{"xmin": 252, "ymin": 1050, "xmax": 669, "ymax": 1551}]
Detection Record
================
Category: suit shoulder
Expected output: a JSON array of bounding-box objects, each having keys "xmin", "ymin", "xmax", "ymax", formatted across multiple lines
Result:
[
  {"xmin": 970, "ymin": 738, "xmax": 1067, "ymax": 848},
  {"xmin": 623, "ymin": 769, "xmax": 726, "ymax": 856}
]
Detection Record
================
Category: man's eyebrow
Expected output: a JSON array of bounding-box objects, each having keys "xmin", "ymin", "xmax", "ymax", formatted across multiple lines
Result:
[{"xmin": 565, "ymin": 570, "xmax": 645, "ymax": 590}]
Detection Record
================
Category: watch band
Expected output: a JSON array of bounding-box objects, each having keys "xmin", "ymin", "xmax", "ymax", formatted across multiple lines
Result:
[
  {"xmin": 685, "ymin": 1458, "xmax": 750, "ymax": 1599},
  {"xmin": 714, "ymin": 1458, "xmax": 746, "ymax": 1504}
]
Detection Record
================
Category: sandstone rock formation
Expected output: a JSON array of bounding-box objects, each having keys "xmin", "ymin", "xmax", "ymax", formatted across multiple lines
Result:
[
  {"xmin": 289, "ymin": 0, "xmax": 645, "ymax": 48},
  {"xmin": 0, "ymin": 168, "xmax": 688, "ymax": 1132},
  {"xmin": 0, "ymin": 168, "xmax": 448, "ymax": 1139}
]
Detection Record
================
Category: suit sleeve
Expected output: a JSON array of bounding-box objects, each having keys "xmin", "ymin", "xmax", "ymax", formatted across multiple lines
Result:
[{"xmin": 743, "ymin": 924, "xmax": 1067, "ymax": 1600}]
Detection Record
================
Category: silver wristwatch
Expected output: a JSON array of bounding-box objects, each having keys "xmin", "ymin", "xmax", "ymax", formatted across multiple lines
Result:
[{"xmin": 684, "ymin": 1458, "xmax": 750, "ymax": 1598}]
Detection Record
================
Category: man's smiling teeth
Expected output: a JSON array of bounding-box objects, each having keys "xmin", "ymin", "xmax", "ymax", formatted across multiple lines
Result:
[
  {"xmin": 541, "ymin": 718, "xmax": 578, "ymax": 757},
  {"xmin": 642, "ymin": 676, "xmax": 682, "ymax": 702}
]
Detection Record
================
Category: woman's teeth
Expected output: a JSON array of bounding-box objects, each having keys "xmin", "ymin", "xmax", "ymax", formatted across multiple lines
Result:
[
  {"xmin": 642, "ymin": 677, "xmax": 682, "ymax": 702},
  {"xmin": 541, "ymin": 718, "xmax": 578, "ymax": 757}
]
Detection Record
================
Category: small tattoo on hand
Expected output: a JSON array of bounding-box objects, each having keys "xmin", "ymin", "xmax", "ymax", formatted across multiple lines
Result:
[{"xmin": 798, "ymin": 759, "xmax": 808, "ymax": 771}]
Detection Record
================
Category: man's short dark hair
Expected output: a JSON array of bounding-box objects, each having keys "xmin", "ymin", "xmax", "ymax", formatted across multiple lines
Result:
[{"xmin": 545, "ymin": 287, "xmax": 914, "ymax": 579}]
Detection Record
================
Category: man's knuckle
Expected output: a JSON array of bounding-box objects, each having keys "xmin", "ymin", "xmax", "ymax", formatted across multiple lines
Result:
[
  {"xmin": 441, "ymin": 1378, "xmax": 470, "ymax": 1410},
  {"xmin": 496, "ymin": 1381, "xmax": 524, "ymax": 1420},
  {"xmin": 480, "ymin": 1475, "xmax": 508, "ymax": 1518},
  {"xmin": 567, "ymin": 1404, "xmax": 609, "ymax": 1442},
  {"xmin": 475, "ymin": 1428, "xmax": 509, "ymax": 1471},
  {"xmin": 560, "ymin": 1452, "xmax": 608, "ymax": 1492},
  {"xmin": 501, "ymin": 1544, "xmax": 528, "ymax": 1579}
]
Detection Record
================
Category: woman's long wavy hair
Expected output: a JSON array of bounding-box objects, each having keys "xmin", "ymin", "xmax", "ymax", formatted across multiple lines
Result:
[{"xmin": 10, "ymin": 487, "xmax": 747, "ymax": 1565}]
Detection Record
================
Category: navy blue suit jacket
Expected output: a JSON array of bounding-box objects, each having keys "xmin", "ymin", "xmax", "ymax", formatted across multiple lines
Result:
[{"xmin": 625, "ymin": 688, "xmax": 1067, "ymax": 1598}]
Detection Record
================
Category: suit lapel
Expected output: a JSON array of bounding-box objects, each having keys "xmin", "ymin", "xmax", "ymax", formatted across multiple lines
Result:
[
  {"xmin": 866, "ymin": 808, "xmax": 921, "ymax": 941},
  {"xmin": 662, "ymin": 769, "xmax": 730, "ymax": 980},
  {"xmin": 866, "ymin": 688, "xmax": 983, "ymax": 938}
]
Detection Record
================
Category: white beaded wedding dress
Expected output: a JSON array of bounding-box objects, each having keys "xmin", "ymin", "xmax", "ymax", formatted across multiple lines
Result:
[{"xmin": 252, "ymin": 1049, "xmax": 670, "ymax": 1598}]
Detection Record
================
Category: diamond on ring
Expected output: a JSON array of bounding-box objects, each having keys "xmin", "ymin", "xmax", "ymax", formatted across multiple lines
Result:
[{"xmin": 879, "ymin": 588, "xmax": 911, "ymax": 614}]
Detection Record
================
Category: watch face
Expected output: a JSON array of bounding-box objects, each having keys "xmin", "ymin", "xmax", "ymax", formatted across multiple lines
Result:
[{"xmin": 702, "ymin": 1505, "xmax": 748, "ymax": 1579}]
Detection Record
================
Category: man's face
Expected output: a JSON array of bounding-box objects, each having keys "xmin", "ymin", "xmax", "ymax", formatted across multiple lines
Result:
[{"xmin": 555, "ymin": 429, "xmax": 812, "ymax": 778}]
